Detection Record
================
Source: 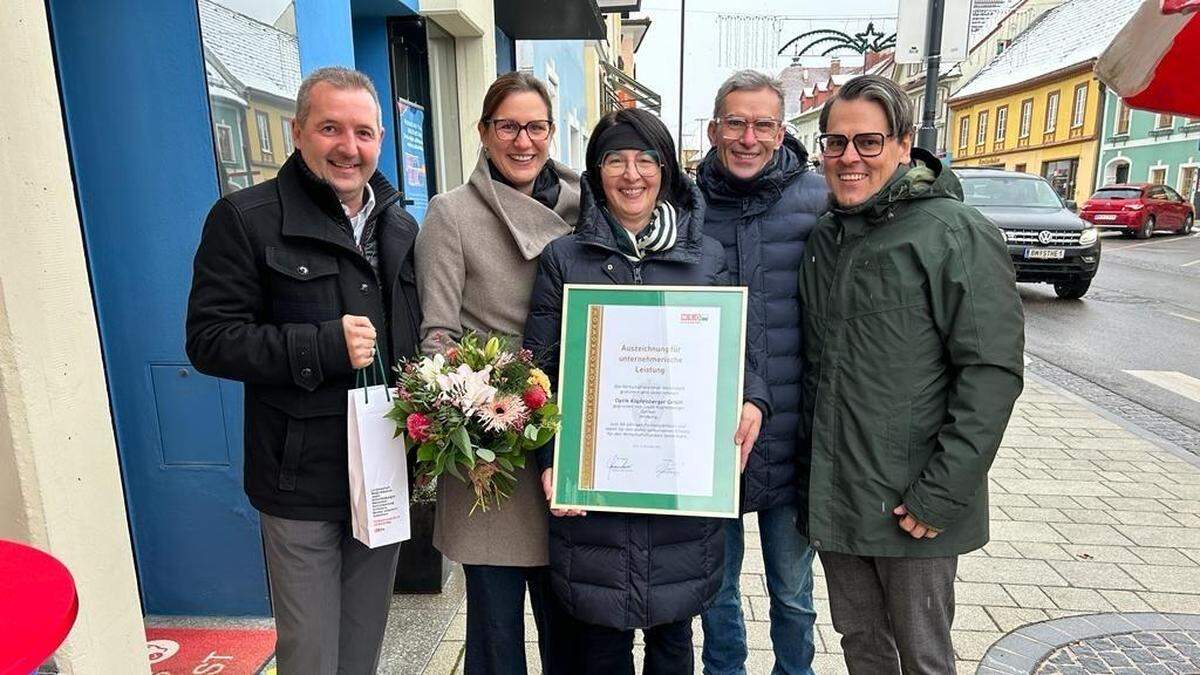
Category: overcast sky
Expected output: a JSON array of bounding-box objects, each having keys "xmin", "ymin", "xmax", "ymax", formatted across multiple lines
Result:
[{"xmin": 635, "ymin": 1, "xmax": 903, "ymax": 154}]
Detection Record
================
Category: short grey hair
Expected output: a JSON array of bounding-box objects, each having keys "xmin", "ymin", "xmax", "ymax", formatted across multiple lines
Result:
[
  {"xmin": 295, "ymin": 66, "xmax": 383, "ymax": 127},
  {"xmin": 712, "ymin": 70, "xmax": 786, "ymax": 119},
  {"xmin": 818, "ymin": 75, "xmax": 913, "ymax": 139}
]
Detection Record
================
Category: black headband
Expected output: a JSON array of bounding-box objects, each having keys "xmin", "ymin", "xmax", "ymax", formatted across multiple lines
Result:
[{"xmin": 594, "ymin": 122, "xmax": 653, "ymax": 159}]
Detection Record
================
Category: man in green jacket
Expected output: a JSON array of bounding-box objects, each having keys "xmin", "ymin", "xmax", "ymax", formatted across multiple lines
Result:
[{"xmin": 799, "ymin": 75, "xmax": 1025, "ymax": 674}]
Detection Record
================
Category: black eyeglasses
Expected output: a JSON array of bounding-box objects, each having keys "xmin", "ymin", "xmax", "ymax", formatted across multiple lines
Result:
[
  {"xmin": 818, "ymin": 133, "xmax": 890, "ymax": 158},
  {"xmin": 716, "ymin": 116, "xmax": 783, "ymax": 141},
  {"xmin": 488, "ymin": 118, "xmax": 553, "ymax": 141}
]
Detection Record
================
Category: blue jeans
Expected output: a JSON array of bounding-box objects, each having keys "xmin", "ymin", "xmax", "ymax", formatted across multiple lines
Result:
[{"xmin": 700, "ymin": 503, "xmax": 817, "ymax": 675}]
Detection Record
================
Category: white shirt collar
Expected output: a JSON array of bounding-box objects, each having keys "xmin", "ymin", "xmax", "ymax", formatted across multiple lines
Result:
[{"xmin": 342, "ymin": 183, "xmax": 376, "ymax": 246}]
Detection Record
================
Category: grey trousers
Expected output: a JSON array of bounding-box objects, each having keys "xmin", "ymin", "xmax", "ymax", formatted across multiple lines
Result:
[
  {"xmin": 260, "ymin": 513, "xmax": 401, "ymax": 675},
  {"xmin": 819, "ymin": 551, "xmax": 958, "ymax": 675}
]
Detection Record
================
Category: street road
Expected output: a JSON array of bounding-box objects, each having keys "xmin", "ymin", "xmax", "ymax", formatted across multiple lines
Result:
[{"xmin": 1019, "ymin": 230, "xmax": 1200, "ymax": 442}]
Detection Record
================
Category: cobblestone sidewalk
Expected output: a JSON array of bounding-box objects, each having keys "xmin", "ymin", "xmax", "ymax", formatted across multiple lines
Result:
[{"xmin": 395, "ymin": 375, "xmax": 1200, "ymax": 674}]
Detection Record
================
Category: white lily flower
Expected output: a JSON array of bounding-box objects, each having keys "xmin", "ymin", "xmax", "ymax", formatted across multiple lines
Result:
[{"xmin": 416, "ymin": 353, "xmax": 446, "ymax": 387}]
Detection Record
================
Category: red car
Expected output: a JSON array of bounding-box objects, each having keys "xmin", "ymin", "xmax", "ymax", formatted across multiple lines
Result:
[{"xmin": 1080, "ymin": 183, "xmax": 1195, "ymax": 238}]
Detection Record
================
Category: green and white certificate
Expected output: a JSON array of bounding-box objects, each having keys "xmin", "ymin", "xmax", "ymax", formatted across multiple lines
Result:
[{"xmin": 550, "ymin": 285, "xmax": 747, "ymax": 518}]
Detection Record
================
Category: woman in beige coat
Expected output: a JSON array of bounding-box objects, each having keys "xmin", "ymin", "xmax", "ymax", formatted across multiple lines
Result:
[{"xmin": 414, "ymin": 72, "xmax": 579, "ymax": 675}]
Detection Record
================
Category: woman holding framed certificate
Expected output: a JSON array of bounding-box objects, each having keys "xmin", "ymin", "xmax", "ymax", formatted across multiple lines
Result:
[
  {"xmin": 523, "ymin": 108, "xmax": 770, "ymax": 674},
  {"xmin": 414, "ymin": 72, "xmax": 580, "ymax": 675}
]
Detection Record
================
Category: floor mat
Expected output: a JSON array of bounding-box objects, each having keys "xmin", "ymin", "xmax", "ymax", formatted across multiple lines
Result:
[{"xmin": 145, "ymin": 626, "xmax": 275, "ymax": 674}]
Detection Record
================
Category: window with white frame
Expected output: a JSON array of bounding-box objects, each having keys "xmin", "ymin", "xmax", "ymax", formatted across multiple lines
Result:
[
  {"xmin": 976, "ymin": 110, "xmax": 989, "ymax": 146},
  {"xmin": 1179, "ymin": 165, "xmax": 1198, "ymax": 198},
  {"xmin": 1071, "ymin": 84, "xmax": 1087, "ymax": 129},
  {"xmin": 958, "ymin": 116, "xmax": 970, "ymax": 150},
  {"xmin": 1156, "ymin": 112, "xmax": 1174, "ymax": 130},
  {"xmin": 216, "ymin": 123, "xmax": 235, "ymax": 163},
  {"xmin": 256, "ymin": 111, "xmax": 273, "ymax": 155},
  {"xmin": 282, "ymin": 117, "xmax": 294, "ymax": 156},
  {"xmin": 1150, "ymin": 166, "xmax": 1168, "ymax": 185},
  {"xmin": 995, "ymin": 106, "xmax": 1008, "ymax": 142},
  {"xmin": 545, "ymin": 61, "xmax": 561, "ymax": 161},
  {"xmin": 569, "ymin": 121, "xmax": 583, "ymax": 171},
  {"xmin": 1044, "ymin": 91, "xmax": 1060, "ymax": 133},
  {"xmin": 1019, "ymin": 99, "xmax": 1033, "ymax": 138},
  {"xmin": 1116, "ymin": 101, "xmax": 1131, "ymax": 135}
]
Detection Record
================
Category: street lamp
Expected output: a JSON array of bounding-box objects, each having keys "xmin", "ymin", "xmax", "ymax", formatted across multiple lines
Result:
[{"xmin": 917, "ymin": 0, "xmax": 946, "ymax": 152}]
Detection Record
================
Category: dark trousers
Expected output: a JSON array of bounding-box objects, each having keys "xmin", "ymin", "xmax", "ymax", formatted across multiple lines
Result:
[
  {"xmin": 462, "ymin": 564, "xmax": 574, "ymax": 675},
  {"xmin": 819, "ymin": 551, "xmax": 958, "ymax": 675},
  {"xmin": 575, "ymin": 619, "xmax": 693, "ymax": 675},
  {"xmin": 259, "ymin": 513, "xmax": 400, "ymax": 675}
]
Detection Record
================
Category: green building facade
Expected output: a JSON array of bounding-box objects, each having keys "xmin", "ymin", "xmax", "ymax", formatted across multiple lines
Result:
[{"xmin": 1097, "ymin": 89, "xmax": 1200, "ymax": 209}]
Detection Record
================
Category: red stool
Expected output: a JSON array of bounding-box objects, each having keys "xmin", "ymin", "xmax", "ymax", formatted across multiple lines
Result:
[{"xmin": 0, "ymin": 540, "xmax": 79, "ymax": 674}]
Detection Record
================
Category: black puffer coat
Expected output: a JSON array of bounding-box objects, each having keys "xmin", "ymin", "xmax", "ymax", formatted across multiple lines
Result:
[
  {"xmin": 697, "ymin": 135, "xmax": 827, "ymax": 514},
  {"xmin": 523, "ymin": 177, "xmax": 757, "ymax": 629}
]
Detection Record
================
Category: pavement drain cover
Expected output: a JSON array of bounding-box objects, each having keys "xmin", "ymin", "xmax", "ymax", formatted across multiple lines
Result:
[{"xmin": 1035, "ymin": 631, "xmax": 1200, "ymax": 674}]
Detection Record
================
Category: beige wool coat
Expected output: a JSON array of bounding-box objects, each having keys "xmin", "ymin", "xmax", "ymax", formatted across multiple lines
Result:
[{"xmin": 415, "ymin": 152, "xmax": 580, "ymax": 567}]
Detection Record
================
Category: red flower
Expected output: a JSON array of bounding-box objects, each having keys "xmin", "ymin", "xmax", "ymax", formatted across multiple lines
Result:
[
  {"xmin": 522, "ymin": 386, "xmax": 548, "ymax": 411},
  {"xmin": 406, "ymin": 413, "xmax": 432, "ymax": 442},
  {"xmin": 445, "ymin": 347, "xmax": 460, "ymax": 362}
]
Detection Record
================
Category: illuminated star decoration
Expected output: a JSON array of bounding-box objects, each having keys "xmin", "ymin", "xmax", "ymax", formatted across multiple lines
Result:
[{"xmin": 778, "ymin": 22, "xmax": 897, "ymax": 58}]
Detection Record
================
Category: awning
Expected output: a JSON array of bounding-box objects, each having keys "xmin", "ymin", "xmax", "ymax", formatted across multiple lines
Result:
[
  {"xmin": 1095, "ymin": 0, "xmax": 1200, "ymax": 116},
  {"xmin": 601, "ymin": 61, "xmax": 661, "ymax": 113},
  {"xmin": 494, "ymin": 0, "xmax": 605, "ymax": 39}
]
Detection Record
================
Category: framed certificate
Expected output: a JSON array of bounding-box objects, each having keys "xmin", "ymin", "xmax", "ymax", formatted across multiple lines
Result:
[{"xmin": 550, "ymin": 284, "xmax": 747, "ymax": 518}]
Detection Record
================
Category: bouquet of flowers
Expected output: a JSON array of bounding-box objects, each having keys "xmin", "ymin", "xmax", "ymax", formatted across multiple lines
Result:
[{"xmin": 387, "ymin": 333, "xmax": 560, "ymax": 514}]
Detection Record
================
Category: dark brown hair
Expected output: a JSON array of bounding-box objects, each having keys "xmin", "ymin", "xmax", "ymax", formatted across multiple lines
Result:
[{"xmin": 479, "ymin": 71, "xmax": 554, "ymax": 126}]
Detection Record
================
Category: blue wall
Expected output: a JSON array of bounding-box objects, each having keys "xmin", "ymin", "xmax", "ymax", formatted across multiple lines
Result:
[
  {"xmin": 496, "ymin": 27, "xmax": 515, "ymax": 74},
  {"xmin": 354, "ymin": 17, "xmax": 399, "ymax": 186},
  {"xmin": 45, "ymin": 0, "xmax": 420, "ymax": 616},
  {"xmin": 296, "ymin": 0, "xmax": 355, "ymax": 74},
  {"xmin": 47, "ymin": 0, "xmax": 271, "ymax": 615},
  {"xmin": 525, "ymin": 41, "xmax": 589, "ymax": 168}
]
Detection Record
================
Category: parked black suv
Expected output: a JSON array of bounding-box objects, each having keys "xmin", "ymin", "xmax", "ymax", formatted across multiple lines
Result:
[{"xmin": 954, "ymin": 167, "xmax": 1101, "ymax": 299}]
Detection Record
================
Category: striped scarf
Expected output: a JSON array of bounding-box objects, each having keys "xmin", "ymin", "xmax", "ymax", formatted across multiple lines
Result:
[{"xmin": 611, "ymin": 201, "xmax": 678, "ymax": 261}]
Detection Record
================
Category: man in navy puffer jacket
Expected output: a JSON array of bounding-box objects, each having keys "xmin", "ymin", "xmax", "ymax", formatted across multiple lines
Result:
[{"xmin": 697, "ymin": 70, "xmax": 828, "ymax": 675}]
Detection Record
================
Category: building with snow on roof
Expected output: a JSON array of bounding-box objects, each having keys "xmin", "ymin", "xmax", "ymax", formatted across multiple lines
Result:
[{"xmin": 948, "ymin": 0, "xmax": 1141, "ymax": 205}]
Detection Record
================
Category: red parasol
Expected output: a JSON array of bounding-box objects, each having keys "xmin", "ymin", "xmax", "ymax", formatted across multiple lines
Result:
[{"xmin": 1096, "ymin": 0, "xmax": 1200, "ymax": 116}]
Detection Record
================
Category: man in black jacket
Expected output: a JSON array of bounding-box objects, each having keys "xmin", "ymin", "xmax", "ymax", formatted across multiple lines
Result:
[
  {"xmin": 698, "ymin": 70, "xmax": 828, "ymax": 675},
  {"xmin": 186, "ymin": 67, "xmax": 421, "ymax": 674}
]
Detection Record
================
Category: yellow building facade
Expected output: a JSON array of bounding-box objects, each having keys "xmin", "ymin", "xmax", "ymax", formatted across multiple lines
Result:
[
  {"xmin": 949, "ymin": 64, "xmax": 1105, "ymax": 204},
  {"xmin": 244, "ymin": 95, "xmax": 296, "ymax": 185}
]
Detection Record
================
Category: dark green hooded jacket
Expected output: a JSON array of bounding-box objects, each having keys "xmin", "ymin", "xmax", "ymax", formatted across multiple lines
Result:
[{"xmin": 798, "ymin": 149, "xmax": 1025, "ymax": 557}]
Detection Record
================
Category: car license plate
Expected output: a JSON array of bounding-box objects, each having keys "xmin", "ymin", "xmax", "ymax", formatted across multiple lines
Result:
[
  {"xmin": 1025, "ymin": 248, "xmax": 1065, "ymax": 260},
  {"xmin": 1094, "ymin": 214, "xmax": 1117, "ymax": 221}
]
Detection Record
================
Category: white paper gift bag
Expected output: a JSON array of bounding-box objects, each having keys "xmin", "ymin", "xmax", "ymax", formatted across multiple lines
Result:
[{"xmin": 347, "ymin": 363, "xmax": 410, "ymax": 548}]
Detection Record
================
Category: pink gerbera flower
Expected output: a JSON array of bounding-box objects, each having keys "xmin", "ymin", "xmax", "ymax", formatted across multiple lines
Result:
[{"xmin": 476, "ymin": 395, "xmax": 528, "ymax": 433}]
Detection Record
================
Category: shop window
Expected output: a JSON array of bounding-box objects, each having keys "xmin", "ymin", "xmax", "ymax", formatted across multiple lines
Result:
[{"xmin": 197, "ymin": 0, "xmax": 301, "ymax": 194}]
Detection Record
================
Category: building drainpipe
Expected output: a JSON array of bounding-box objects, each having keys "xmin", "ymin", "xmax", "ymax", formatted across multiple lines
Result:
[{"xmin": 1093, "ymin": 79, "xmax": 1108, "ymax": 194}]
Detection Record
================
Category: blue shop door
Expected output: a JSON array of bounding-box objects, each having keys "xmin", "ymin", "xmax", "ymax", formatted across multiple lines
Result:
[{"xmin": 47, "ymin": 0, "xmax": 270, "ymax": 615}]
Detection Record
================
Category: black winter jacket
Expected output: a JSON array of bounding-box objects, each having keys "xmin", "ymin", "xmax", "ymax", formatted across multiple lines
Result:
[
  {"xmin": 186, "ymin": 154, "xmax": 421, "ymax": 521},
  {"xmin": 697, "ymin": 135, "xmax": 828, "ymax": 514},
  {"xmin": 522, "ymin": 177, "xmax": 748, "ymax": 630}
]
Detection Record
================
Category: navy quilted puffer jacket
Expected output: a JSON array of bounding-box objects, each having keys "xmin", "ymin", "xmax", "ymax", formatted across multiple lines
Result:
[{"xmin": 697, "ymin": 134, "xmax": 828, "ymax": 514}]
